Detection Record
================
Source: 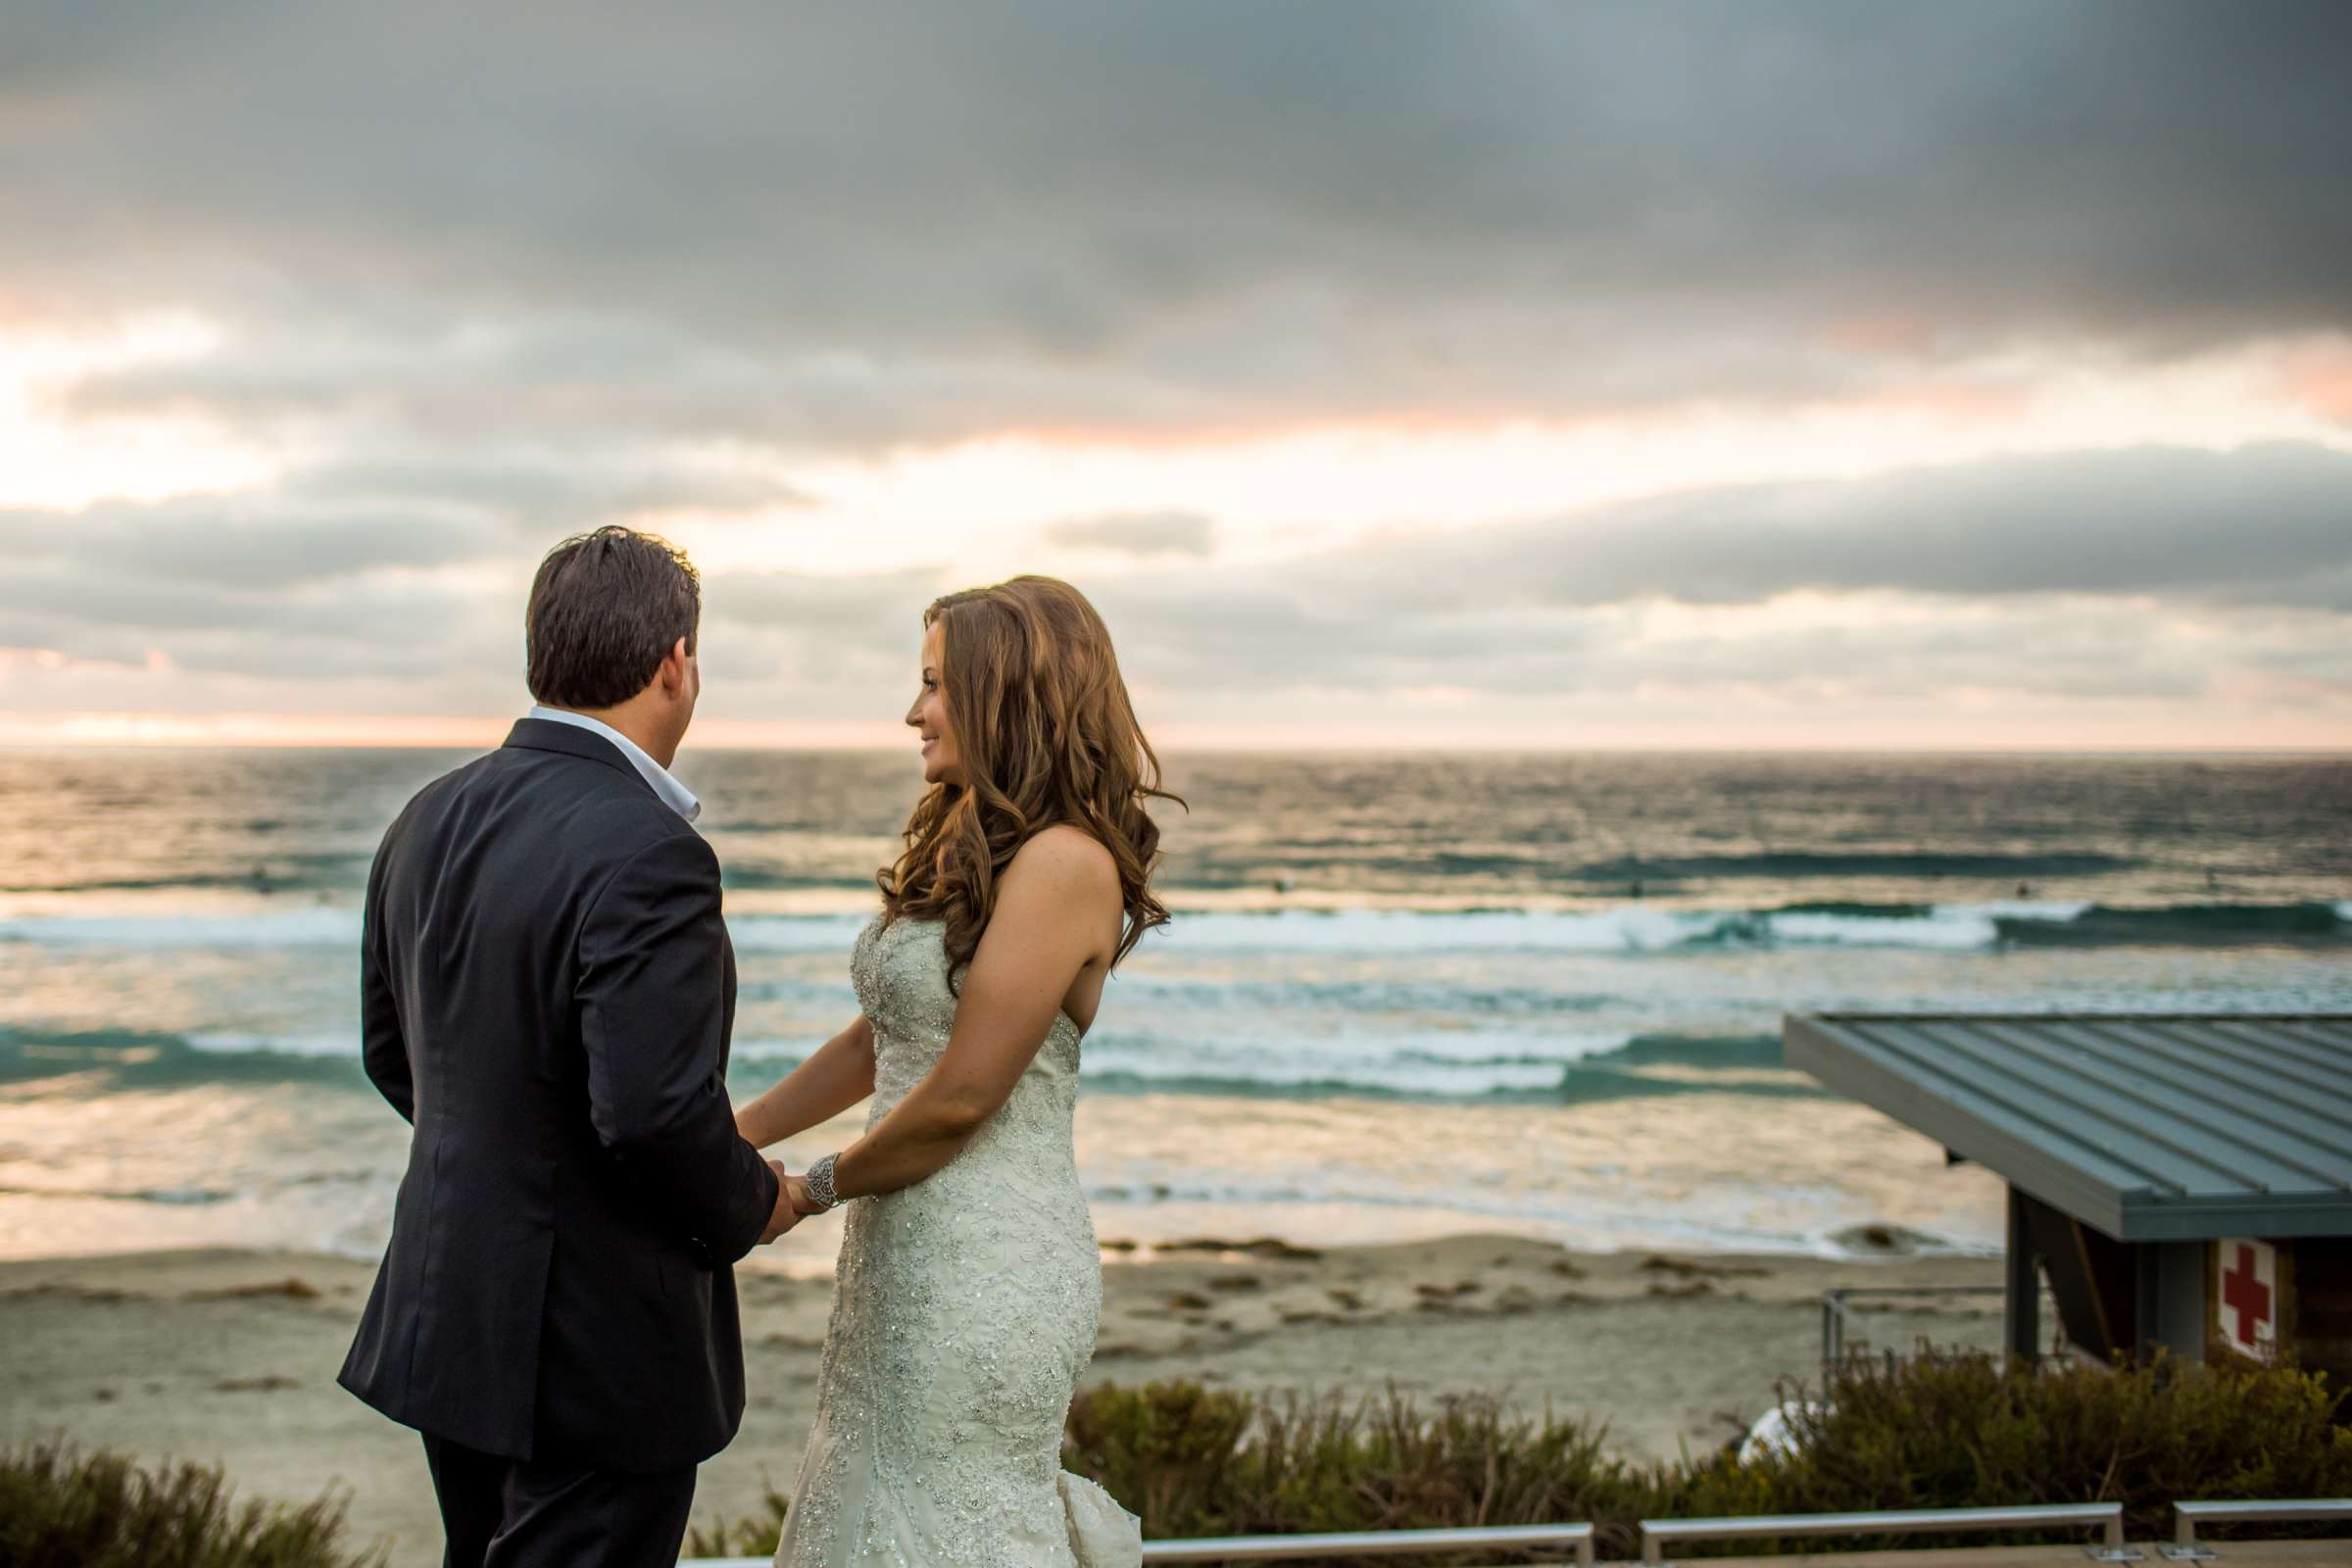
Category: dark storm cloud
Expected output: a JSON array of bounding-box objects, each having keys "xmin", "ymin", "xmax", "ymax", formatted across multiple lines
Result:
[
  {"xmin": 0, "ymin": 499, "xmax": 492, "ymax": 590},
  {"xmin": 282, "ymin": 450, "xmax": 813, "ymax": 531},
  {"xmin": 1084, "ymin": 443, "xmax": 2352, "ymax": 697},
  {"xmin": 7, "ymin": 1, "xmax": 2349, "ymax": 448},
  {"xmin": 1078, "ymin": 580, "xmax": 2304, "ymax": 706},
  {"xmin": 0, "ymin": 561, "xmax": 514, "ymax": 679},
  {"xmin": 0, "ymin": 446, "xmax": 803, "ymax": 615},
  {"xmin": 1314, "ymin": 443, "xmax": 2352, "ymax": 616}
]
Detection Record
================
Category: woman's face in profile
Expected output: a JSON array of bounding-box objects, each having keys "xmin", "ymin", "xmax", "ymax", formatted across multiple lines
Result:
[{"xmin": 906, "ymin": 619, "xmax": 963, "ymax": 787}]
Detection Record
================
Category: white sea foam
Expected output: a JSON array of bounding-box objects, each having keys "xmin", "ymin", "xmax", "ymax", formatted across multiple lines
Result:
[
  {"xmin": 1085, "ymin": 1055, "xmax": 1577, "ymax": 1097},
  {"xmin": 184, "ymin": 1030, "xmax": 359, "ymax": 1057},
  {"xmin": 1073, "ymin": 1027, "xmax": 1642, "ymax": 1098},
  {"xmin": 724, "ymin": 914, "xmax": 869, "ymax": 953},
  {"xmin": 0, "ymin": 910, "xmax": 363, "ymax": 948},
  {"xmin": 1947, "ymin": 899, "xmax": 2096, "ymax": 922},
  {"xmin": 160, "ymin": 1022, "xmax": 1649, "ymax": 1098},
  {"xmin": 1146, "ymin": 905, "xmax": 2041, "ymax": 956},
  {"xmin": 0, "ymin": 899, "xmax": 2279, "ymax": 957},
  {"xmin": 1073, "ymin": 1175, "xmax": 1997, "ymax": 1261},
  {"xmin": 1766, "ymin": 910, "xmax": 1997, "ymax": 950},
  {"xmin": 0, "ymin": 907, "xmax": 851, "ymax": 953},
  {"xmin": 1149, "ymin": 907, "xmax": 1703, "ymax": 954},
  {"xmin": 1368, "ymin": 1028, "xmax": 1636, "ymax": 1064}
]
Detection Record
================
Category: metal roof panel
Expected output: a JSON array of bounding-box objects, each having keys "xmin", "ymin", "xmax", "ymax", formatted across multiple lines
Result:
[{"xmin": 1784, "ymin": 1013, "xmax": 2352, "ymax": 1242}]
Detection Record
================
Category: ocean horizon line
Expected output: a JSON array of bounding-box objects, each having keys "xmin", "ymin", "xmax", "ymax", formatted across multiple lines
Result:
[{"xmin": 4, "ymin": 735, "xmax": 2350, "ymax": 760}]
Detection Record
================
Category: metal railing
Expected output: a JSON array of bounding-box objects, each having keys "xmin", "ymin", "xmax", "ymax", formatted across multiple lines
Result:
[
  {"xmin": 1141, "ymin": 1522, "xmax": 1595, "ymax": 1564},
  {"xmin": 2162, "ymin": 1497, "xmax": 2352, "ymax": 1560},
  {"xmin": 1819, "ymin": 1282, "xmax": 2018, "ymax": 1369},
  {"xmin": 682, "ymin": 1493, "xmax": 2352, "ymax": 1566},
  {"xmin": 683, "ymin": 1522, "xmax": 1597, "ymax": 1567},
  {"xmin": 1638, "ymin": 1500, "xmax": 2135, "ymax": 1563}
]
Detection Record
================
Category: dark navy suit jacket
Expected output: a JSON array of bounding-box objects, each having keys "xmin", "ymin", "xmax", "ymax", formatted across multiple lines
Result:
[{"xmin": 338, "ymin": 718, "xmax": 779, "ymax": 1472}]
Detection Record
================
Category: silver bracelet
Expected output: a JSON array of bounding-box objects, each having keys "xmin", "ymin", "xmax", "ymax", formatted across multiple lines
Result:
[{"xmin": 803, "ymin": 1152, "xmax": 842, "ymax": 1210}]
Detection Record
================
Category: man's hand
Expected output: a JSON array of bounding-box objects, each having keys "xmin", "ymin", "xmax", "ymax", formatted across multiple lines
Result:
[
  {"xmin": 759, "ymin": 1158, "xmax": 800, "ymax": 1244},
  {"xmin": 785, "ymin": 1173, "xmax": 825, "ymax": 1217}
]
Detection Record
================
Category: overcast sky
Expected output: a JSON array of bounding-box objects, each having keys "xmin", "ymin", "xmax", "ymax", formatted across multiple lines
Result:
[{"xmin": 3, "ymin": 1, "xmax": 2348, "ymax": 748}]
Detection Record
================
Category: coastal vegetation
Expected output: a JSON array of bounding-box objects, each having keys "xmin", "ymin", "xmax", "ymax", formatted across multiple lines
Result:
[
  {"xmin": 693, "ymin": 1348, "xmax": 2352, "ymax": 1561},
  {"xmin": 7, "ymin": 1348, "xmax": 2342, "ymax": 1564},
  {"xmin": 0, "ymin": 1440, "xmax": 382, "ymax": 1567}
]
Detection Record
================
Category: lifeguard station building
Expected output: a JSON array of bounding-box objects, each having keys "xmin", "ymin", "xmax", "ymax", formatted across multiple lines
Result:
[{"xmin": 1785, "ymin": 1013, "xmax": 2352, "ymax": 1389}]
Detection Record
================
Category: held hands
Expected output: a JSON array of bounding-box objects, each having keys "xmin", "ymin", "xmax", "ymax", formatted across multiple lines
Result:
[
  {"xmin": 760, "ymin": 1158, "xmax": 800, "ymax": 1244},
  {"xmin": 757, "ymin": 1161, "xmax": 838, "ymax": 1244},
  {"xmin": 785, "ymin": 1173, "xmax": 825, "ymax": 1218}
]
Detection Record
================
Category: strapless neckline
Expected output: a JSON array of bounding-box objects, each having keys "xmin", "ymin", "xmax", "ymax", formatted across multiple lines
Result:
[{"xmin": 862, "ymin": 913, "xmax": 1092, "ymax": 1042}]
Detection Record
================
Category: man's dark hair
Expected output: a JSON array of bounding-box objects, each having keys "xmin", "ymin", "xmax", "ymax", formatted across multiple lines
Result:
[{"xmin": 525, "ymin": 526, "xmax": 701, "ymax": 710}]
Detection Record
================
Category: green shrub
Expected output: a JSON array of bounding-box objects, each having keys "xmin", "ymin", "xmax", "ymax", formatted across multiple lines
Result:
[
  {"xmin": 688, "ymin": 1386, "xmax": 1659, "ymax": 1563},
  {"xmin": 1726, "ymin": 1346, "xmax": 2352, "ymax": 1552},
  {"xmin": 1061, "ymin": 1378, "xmax": 1256, "ymax": 1537},
  {"xmin": 676, "ymin": 1348, "xmax": 2352, "ymax": 1563},
  {"xmin": 1065, "ymin": 1380, "xmax": 1675, "ymax": 1559},
  {"xmin": 684, "ymin": 1477, "xmax": 795, "ymax": 1558},
  {"xmin": 0, "ymin": 1440, "xmax": 384, "ymax": 1568}
]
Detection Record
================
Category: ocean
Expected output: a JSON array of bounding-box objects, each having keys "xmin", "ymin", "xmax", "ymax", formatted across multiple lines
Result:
[{"xmin": 2, "ymin": 748, "xmax": 2347, "ymax": 1273}]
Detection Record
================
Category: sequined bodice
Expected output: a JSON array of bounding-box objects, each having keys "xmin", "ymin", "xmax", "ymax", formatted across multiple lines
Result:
[
  {"xmin": 850, "ymin": 913, "xmax": 1086, "ymax": 1137},
  {"xmin": 774, "ymin": 914, "xmax": 1138, "ymax": 1568}
]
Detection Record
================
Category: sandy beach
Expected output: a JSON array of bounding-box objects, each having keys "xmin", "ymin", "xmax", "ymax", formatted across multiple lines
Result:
[{"xmin": 1, "ymin": 1236, "xmax": 2006, "ymax": 1566}]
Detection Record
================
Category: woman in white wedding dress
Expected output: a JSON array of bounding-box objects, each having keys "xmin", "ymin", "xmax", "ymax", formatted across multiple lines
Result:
[{"xmin": 735, "ymin": 576, "xmax": 1176, "ymax": 1567}]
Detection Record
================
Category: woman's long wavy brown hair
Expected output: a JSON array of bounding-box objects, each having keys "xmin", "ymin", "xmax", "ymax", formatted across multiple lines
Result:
[{"xmin": 877, "ymin": 575, "xmax": 1181, "ymax": 985}]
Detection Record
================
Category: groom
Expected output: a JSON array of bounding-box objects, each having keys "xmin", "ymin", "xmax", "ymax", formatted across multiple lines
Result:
[{"xmin": 340, "ymin": 526, "xmax": 799, "ymax": 1566}]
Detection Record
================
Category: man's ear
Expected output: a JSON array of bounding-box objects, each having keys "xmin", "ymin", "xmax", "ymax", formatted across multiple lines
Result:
[{"xmin": 662, "ymin": 637, "xmax": 691, "ymax": 694}]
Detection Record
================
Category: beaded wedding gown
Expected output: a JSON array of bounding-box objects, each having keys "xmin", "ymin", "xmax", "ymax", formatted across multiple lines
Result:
[{"xmin": 773, "ymin": 914, "xmax": 1143, "ymax": 1568}]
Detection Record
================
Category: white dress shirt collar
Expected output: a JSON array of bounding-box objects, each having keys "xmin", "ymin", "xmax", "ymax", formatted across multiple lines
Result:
[{"xmin": 526, "ymin": 706, "xmax": 702, "ymax": 822}]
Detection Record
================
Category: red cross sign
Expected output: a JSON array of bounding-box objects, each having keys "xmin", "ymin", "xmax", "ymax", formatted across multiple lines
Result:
[{"xmin": 2217, "ymin": 1239, "xmax": 2278, "ymax": 1360}]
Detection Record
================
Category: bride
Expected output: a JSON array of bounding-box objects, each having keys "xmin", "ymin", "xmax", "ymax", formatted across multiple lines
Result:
[{"xmin": 735, "ymin": 575, "xmax": 1175, "ymax": 1567}]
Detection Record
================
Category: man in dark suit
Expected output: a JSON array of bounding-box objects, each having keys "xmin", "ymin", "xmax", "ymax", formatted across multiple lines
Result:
[{"xmin": 340, "ymin": 526, "xmax": 798, "ymax": 1566}]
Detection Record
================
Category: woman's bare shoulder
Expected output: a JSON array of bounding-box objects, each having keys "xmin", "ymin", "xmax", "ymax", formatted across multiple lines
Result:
[{"xmin": 1004, "ymin": 823, "xmax": 1120, "ymax": 904}]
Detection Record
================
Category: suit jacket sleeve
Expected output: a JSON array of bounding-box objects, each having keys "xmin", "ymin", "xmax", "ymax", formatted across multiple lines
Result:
[
  {"xmin": 359, "ymin": 836, "xmax": 415, "ymax": 1124},
  {"xmin": 577, "ymin": 829, "xmax": 778, "ymax": 1264}
]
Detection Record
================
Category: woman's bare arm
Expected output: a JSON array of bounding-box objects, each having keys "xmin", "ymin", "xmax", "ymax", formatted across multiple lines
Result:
[
  {"xmin": 734, "ymin": 1014, "xmax": 877, "ymax": 1151},
  {"xmin": 821, "ymin": 828, "xmax": 1117, "ymax": 1203}
]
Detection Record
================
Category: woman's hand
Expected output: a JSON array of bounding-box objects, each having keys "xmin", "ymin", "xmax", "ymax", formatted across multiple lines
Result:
[{"xmin": 785, "ymin": 1173, "xmax": 824, "ymax": 1216}]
